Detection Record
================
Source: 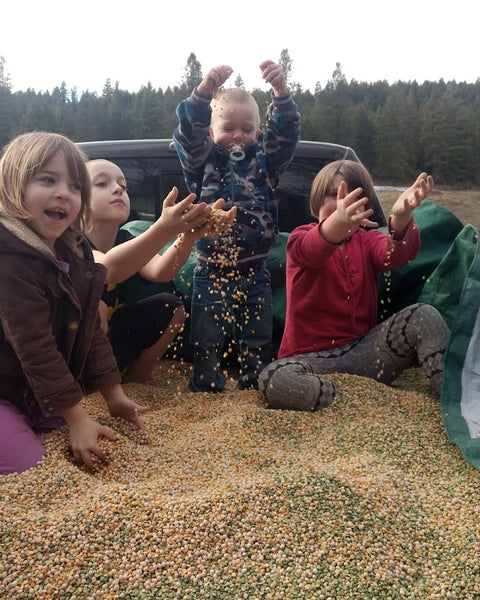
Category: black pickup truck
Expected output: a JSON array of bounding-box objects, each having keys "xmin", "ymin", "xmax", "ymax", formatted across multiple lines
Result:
[
  {"xmin": 76, "ymin": 139, "xmax": 392, "ymax": 358},
  {"xmin": 77, "ymin": 138, "xmax": 386, "ymax": 230}
]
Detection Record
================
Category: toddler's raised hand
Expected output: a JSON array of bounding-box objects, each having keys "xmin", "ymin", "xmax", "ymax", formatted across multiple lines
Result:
[
  {"xmin": 260, "ymin": 60, "xmax": 288, "ymax": 96},
  {"xmin": 198, "ymin": 65, "xmax": 233, "ymax": 95}
]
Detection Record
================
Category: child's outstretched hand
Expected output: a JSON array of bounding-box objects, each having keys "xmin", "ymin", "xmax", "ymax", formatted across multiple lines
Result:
[
  {"xmin": 391, "ymin": 172, "xmax": 434, "ymax": 215},
  {"xmin": 260, "ymin": 60, "xmax": 288, "ymax": 96},
  {"xmin": 160, "ymin": 187, "xmax": 209, "ymax": 236},
  {"xmin": 198, "ymin": 65, "xmax": 233, "ymax": 95},
  {"xmin": 390, "ymin": 172, "xmax": 434, "ymax": 234},
  {"xmin": 178, "ymin": 199, "xmax": 237, "ymax": 246},
  {"xmin": 336, "ymin": 184, "xmax": 377, "ymax": 228},
  {"xmin": 319, "ymin": 182, "xmax": 377, "ymax": 245},
  {"xmin": 195, "ymin": 199, "xmax": 237, "ymax": 239}
]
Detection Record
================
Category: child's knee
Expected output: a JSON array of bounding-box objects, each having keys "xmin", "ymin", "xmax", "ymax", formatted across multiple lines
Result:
[
  {"xmin": 0, "ymin": 401, "xmax": 46, "ymax": 475},
  {"xmin": 259, "ymin": 360, "xmax": 336, "ymax": 411}
]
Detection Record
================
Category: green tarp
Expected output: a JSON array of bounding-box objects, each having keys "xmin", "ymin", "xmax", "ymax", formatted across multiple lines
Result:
[
  {"xmin": 419, "ymin": 224, "xmax": 480, "ymax": 471},
  {"xmin": 378, "ymin": 200, "xmax": 463, "ymax": 319}
]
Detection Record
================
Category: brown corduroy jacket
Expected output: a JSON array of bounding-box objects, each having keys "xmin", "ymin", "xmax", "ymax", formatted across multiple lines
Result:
[{"xmin": 0, "ymin": 216, "xmax": 120, "ymax": 418}]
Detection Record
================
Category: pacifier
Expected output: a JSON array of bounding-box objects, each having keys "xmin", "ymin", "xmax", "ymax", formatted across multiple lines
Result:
[{"xmin": 228, "ymin": 143, "xmax": 245, "ymax": 161}]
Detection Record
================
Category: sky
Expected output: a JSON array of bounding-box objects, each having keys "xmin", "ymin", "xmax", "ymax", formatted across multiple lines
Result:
[{"xmin": 2, "ymin": 0, "xmax": 479, "ymax": 96}]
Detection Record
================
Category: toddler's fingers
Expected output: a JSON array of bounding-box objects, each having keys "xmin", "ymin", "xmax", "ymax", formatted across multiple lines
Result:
[
  {"xmin": 259, "ymin": 59, "xmax": 275, "ymax": 72},
  {"xmin": 209, "ymin": 65, "xmax": 232, "ymax": 85},
  {"xmin": 263, "ymin": 66, "xmax": 282, "ymax": 84}
]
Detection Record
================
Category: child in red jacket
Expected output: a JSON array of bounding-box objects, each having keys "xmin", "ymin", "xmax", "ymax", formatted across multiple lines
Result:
[{"xmin": 259, "ymin": 160, "xmax": 450, "ymax": 411}]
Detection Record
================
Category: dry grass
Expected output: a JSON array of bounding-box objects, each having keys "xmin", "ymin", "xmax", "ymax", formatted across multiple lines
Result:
[
  {"xmin": 377, "ymin": 188, "xmax": 480, "ymax": 230},
  {"xmin": 1, "ymin": 361, "xmax": 480, "ymax": 599}
]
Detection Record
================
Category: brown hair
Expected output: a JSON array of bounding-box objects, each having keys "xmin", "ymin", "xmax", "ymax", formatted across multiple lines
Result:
[
  {"xmin": 309, "ymin": 160, "xmax": 376, "ymax": 219},
  {"xmin": 0, "ymin": 131, "xmax": 91, "ymax": 239}
]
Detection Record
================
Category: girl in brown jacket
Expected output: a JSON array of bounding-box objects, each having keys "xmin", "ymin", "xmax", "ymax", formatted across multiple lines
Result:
[{"xmin": 0, "ymin": 132, "xmax": 148, "ymax": 474}]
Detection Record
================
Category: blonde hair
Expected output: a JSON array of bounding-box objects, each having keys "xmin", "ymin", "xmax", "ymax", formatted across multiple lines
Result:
[
  {"xmin": 211, "ymin": 88, "xmax": 261, "ymax": 128},
  {"xmin": 0, "ymin": 131, "xmax": 91, "ymax": 239},
  {"xmin": 309, "ymin": 160, "xmax": 377, "ymax": 219}
]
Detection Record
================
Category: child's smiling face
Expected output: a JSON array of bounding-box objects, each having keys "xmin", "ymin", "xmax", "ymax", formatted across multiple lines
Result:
[
  {"xmin": 210, "ymin": 97, "xmax": 260, "ymax": 151},
  {"xmin": 23, "ymin": 152, "xmax": 82, "ymax": 251}
]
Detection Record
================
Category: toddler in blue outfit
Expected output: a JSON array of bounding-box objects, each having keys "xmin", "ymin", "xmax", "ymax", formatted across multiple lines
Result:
[{"xmin": 173, "ymin": 60, "xmax": 300, "ymax": 391}]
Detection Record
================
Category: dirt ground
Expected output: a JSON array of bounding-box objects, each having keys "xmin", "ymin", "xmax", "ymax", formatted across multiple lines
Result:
[{"xmin": 377, "ymin": 188, "xmax": 480, "ymax": 231}]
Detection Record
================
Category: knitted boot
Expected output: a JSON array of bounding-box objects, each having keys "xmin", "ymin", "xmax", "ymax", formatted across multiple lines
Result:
[{"xmin": 258, "ymin": 359, "xmax": 336, "ymax": 411}]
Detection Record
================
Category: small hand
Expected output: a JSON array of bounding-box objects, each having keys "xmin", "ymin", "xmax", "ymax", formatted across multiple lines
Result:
[
  {"xmin": 193, "ymin": 199, "xmax": 237, "ymax": 240},
  {"xmin": 260, "ymin": 60, "xmax": 288, "ymax": 95},
  {"xmin": 160, "ymin": 187, "xmax": 209, "ymax": 234},
  {"xmin": 68, "ymin": 414, "xmax": 118, "ymax": 470},
  {"xmin": 336, "ymin": 183, "xmax": 378, "ymax": 230},
  {"xmin": 107, "ymin": 395, "xmax": 150, "ymax": 431},
  {"xmin": 98, "ymin": 300, "xmax": 109, "ymax": 335},
  {"xmin": 198, "ymin": 65, "xmax": 233, "ymax": 95},
  {"xmin": 391, "ymin": 173, "xmax": 434, "ymax": 216}
]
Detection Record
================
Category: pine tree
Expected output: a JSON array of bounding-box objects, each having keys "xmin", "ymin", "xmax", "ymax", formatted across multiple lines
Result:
[
  {"xmin": 234, "ymin": 75, "xmax": 245, "ymax": 89},
  {"xmin": 279, "ymin": 49, "xmax": 292, "ymax": 86},
  {"xmin": 0, "ymin": 56, "xmax": 11, "ymax": 89},
  {"xmin": 183, "ymin": 53, "xmax": 202, "ymax": 94}
]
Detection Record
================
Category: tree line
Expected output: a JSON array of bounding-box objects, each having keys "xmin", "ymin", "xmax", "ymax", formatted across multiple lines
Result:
[{"xmin": 1, "ymin": 53, "xmax": 479, "ymax": 186}]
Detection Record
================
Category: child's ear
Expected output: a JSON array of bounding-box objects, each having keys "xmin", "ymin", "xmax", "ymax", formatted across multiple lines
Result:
[{"xmin": 256, "ymin": 130, "xmax": 261, "ymax": 140}]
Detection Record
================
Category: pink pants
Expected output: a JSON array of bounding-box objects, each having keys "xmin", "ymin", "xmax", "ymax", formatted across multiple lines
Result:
[{"xmin": 0, "ymin": 400, "xmax": 66, "ymax": 475}]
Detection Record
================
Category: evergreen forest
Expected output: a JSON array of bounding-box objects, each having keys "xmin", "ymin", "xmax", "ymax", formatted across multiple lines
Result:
[{"xmin": 1, "ymin": 53, "xmax": 479, "ymax": 186}]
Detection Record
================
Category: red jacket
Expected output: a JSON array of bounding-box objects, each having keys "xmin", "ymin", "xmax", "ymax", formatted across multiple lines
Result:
[{"xmin": 279, "ymin": 218, "xmax": 420, "ymax": 358}]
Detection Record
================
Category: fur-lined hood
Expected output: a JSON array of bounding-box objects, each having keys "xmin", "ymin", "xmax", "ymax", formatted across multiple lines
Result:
[{"xmin": 0, "ymin": 213, "xmax": 85, "ymax": 262}]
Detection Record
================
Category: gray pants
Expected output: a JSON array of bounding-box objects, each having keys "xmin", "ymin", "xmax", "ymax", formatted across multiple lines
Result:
[{"xmin": 258, "ymin": 303, "xmax": 450, "ymax": 411}]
